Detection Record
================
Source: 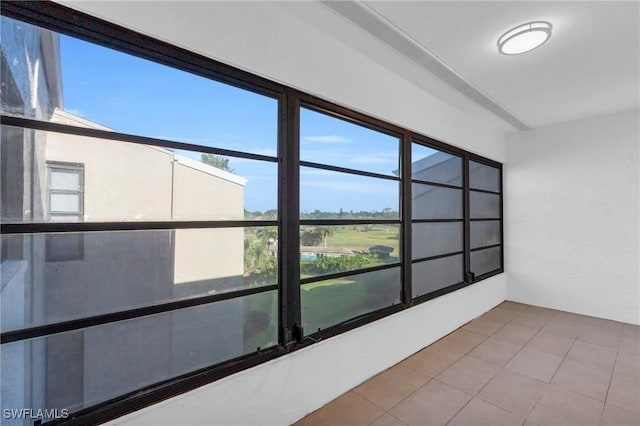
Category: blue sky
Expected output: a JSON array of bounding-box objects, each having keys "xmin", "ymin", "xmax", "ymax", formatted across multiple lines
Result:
[{"xmin": 59, "ymin": 35, "xmax": 411, "ymax": 213}]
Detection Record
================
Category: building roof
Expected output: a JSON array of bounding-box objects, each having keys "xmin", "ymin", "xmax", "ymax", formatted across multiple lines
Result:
[{"xmin": 50, "ymin": 108, "xmax": 247, "ymax": 186}]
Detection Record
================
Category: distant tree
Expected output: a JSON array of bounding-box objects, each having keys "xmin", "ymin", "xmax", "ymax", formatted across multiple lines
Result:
[
  {"xmin": 300, "ymin": 226, "xmax": 335, "ymax": 247},
  {"xmin": 201, "ymin": 154, "xmax": 234, "ymax": 172},
  {"xmin": 257, "ymin": 227, "xmax": 278, "ymax": 245},
  {"xmin": 262, "ymin": 209, "xmax": 278, "ymax": 220},
  {"xmin": 245, "ymin": 238, "xmax": 276, "ymax": 285},
  {"xmin": 301, "ymin": 228, "xmax": 323, "ymax": 246},
  {"xmin": 317, "ymin": 226, "xmax": 335, "ymax": 247}
]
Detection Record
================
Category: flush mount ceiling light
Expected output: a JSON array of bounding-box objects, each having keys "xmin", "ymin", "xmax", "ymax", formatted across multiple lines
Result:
[{"xmin": 498, "ymin": 21, "xmax": 552, "ymax": 55}]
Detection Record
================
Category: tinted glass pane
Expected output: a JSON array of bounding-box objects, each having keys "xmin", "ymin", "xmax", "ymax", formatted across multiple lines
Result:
[
  {"xmin": 412, "ymin": 184, "xmax": 462, "ymax": 219},
  {"xmin": 0, "ymin": 16, "xmax": 278, "ymax": 156},
  {"xmin": 50, "ymin": 215, "xmax": 80, "ymax": 223},
  {"xmin": 470, "ymin": 191, "xmax": 500, "ymax": 219},
  {"xmin": 301, "ymin": 267, "xmax": 401, "ymax": 334},
  {"xmin": 46, "ymin": 233, "xmax": 83, "ymax": 262},
  {"xmin": 301, "ymin": 167, "xmax": 399, "ymax": 219},
  {"xmin": 412, "ymin": 222, "xmax": 462, "ymax": 259},
  {"xmin": 1, "ymin": 291, "xmax": 277, "ymax": 414},
  {"xmin": 50, "ymin": 193, "xmax": 80, "ymax": 213},
  {"xmin": 300, "ymin": 108, "xmax": 399, "ymax": 176},
  {"xmin": 471, "ymin": 247, "xmax": 502, "ymax": 276},
  {"xmin": 471, "ymin": 221, "xmax": 501, "ymax": 249},
  {"xmin": 0, "ymin": 126, "xmax": 277, "ymax": 223},
  {"xmin": 50, "ymin": 169, "xmax": 81, "ymax": 190},
  {"xmin": 470, "ymin": 161, "xmax": 500, "ymax": 192},
  {"xmin": 1, "ymin": 227, "xmax": 276, "ymax": 332},
  {"xmin": 301, "ymin": 225, "xmax": 399, "ymax": 279},
  {"xmin": 412, "ymin": 255, "xmax": 463, "ymax": 298},
  {"xmin": 411, "ymin": 143, "xmax": 462, "ymax": 186}
]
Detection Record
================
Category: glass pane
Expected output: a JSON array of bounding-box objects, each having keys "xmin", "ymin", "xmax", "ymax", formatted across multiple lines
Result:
[
  {"xmin": 50, "ymin": 214, "xmax": 80, "ymax": 223},
  {"xmin": 471, "ymin": 221, "xmax": 501, "ymax": 249},
  {"xmin": 301, "ymin": 167, "xmax": 399, "ymax": 219},
  {"xmin": 412, "ymin": 255, "xmax": 463, "ymax": 298},
  {"xmin": 50, "ymin": 193, "xmax": 80, "ymax": 213},
  {"xmin": 301, "ymin": 267, "xmax": 401, "ymax": 334},
  {"xmin": 411, "ymin": 143, "xmax": 462, "ymax": 186},
  {"xmin": 1, "ymin": 291, "xmax": 277, "ymax": 414},
  {"xmin": 1, "ymin": 227, "xmax": 277, "ymax": 332},
  {"xmin": 50, "ymin": 169, "xmax": 81, "ymax": 190},
  {"xmin": 412, "ymin": 223, "xmax": 462, "ymax": 259},
  {"xmin": 300, "ymin": 224, "xmax": 399, "ymax": 279},
  {"xmin": 300, "ymin": 107, "xmax": 400, "ymax": 176},
  {"xmin": 46, "ymin": 233, "xmax": 83, "ymax": 262},
  {"xmin": 471, "ymin": 246, "xmax": 502, "ymax": 276},
  {"xmin": 470, "ymin": 191, "xmax": 500, "ymax": 219},
  {"xmin": 470, "ymin": 161, "xmax": 500, "ymax": 192},
  {"xmin": 0, "ymin": 16, "xmax": 278, "ymax": 156},
  {"xmin": 412, "ymin": 184, "xmax": 462, "ymax": 220},
  {"xmin": 0, "ymin": 126, "xmax": 277, "ymax": 223}
]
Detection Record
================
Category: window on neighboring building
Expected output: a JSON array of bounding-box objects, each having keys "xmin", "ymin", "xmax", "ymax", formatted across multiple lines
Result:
[
  {"xmin": 46, "ymin": 163, "xmax": 84, "ymax": 262},
  {"xmin": 47, "ymin": 163, "xmax": 84, "ymax": 222}
]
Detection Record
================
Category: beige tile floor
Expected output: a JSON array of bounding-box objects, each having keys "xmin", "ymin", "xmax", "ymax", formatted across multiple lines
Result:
[{"xmin": 294, "ymin": 302, "xmax": 640, "ymax": 426}]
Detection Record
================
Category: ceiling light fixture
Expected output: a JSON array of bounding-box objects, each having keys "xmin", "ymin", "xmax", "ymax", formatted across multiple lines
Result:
[{"xmin": 498, "ymin": 21, "xmax": 552, "ymax": 55}]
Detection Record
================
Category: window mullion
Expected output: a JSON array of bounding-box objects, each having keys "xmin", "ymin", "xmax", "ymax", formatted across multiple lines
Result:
[
  {"xmin": 401, "ymin": 131, "xmax": 412, "ymax": 306},
  {"xmin": 279, "ymin": 88, "xmax": 302, "ymax": 346},
  {"xmin": 463, "ymin": 155, "xmax": 472, "ymax": 282}
]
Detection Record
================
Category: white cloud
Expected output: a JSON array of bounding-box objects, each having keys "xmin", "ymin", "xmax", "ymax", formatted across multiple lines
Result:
[
  {"xmin": 303, "ymin": 135, "xmax": 350, "ymax": 143},
  {"xmin": 350, "ymin": 152, "xmax": 398, "ymax": 165},
  {"xmin": 300, "ymin": 169, "xmax": 335, "ymax": 176},
  {"xmin": 301, "ymin": 180, "xmax": 397, "ymax": 195}
]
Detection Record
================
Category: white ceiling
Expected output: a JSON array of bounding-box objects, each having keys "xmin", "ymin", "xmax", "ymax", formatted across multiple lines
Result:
[{"xmin": 352, "ymin": 1, "xmax": 640, "ymax": 128}]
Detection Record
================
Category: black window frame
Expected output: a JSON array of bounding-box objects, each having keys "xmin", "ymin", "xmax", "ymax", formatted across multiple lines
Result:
[
  {"xmin": 409, "ymin": 138, "xmax": 465, "ymax": 299},
  {"xmin": 297, "ymin": 99, "xmax": 405, "ymax": 337},
  {"xmin": 0, "ymin": 2, "xmax": 503, "ymax": 424}
]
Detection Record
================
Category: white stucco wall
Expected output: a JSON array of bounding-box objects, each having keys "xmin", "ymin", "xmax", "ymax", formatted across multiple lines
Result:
[
  {"xmin": 505, "ymin": 109, "xmax": 640, "ymax": 324},
  {"xmin": 53, "ymin": 1, "xmax": 508, "ymax": 424}
]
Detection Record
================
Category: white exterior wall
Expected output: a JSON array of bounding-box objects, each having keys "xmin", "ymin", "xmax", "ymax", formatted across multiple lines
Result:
[
  {"xmin": 505, "ymin": 109, "xmax": 640, "ymax": 324},
  {"xmin": 55, "ymin": 1, "xmax": 509, "ymax": 425}
]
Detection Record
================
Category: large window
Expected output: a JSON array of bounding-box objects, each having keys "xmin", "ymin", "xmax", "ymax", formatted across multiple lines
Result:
[
  {"xmin": 0, "ymin": 3, "xmax": 503, "ymax": 424},
  {"xmin": 469, "ymin": 160, "xmax": 503, "ymax": 278},
  {"xmin": 299, "ymin": 107, "xmax": 402, "ymax": 335},
  {"xmin": 410, "ymin": 143, "xmax": 465, "ymax": 298},
  {"xmin": 1, "ymin": 11, "xmax": 279, "ymax": 424}
]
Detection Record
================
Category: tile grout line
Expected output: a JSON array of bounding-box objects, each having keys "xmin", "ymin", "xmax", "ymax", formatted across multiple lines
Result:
[
  {"xmin": 599, "ymin": 336, "xmax": 622, "ymax": 423},
  {"xmin": 384, "ymin": 313, "xmax": 502, "ymax": 424},
  {"xmin": 470, "ymin": 315, "xmax": 550, "ymax": 423},
  {"xmin": 353, "ymin": 366, "xmax": 432, "ymax": 420},
  {"xmin": 519, "ymin": 317, "xmax": 578, "ymax": 425},
  {"xmin": 381, "ymin": 353, "xmax": 467, "ymax": 416},
  {"xmin": 547, "ymin": 335, "xmax": 578, "ymax": 384},
  {"xmin": 445, "ymin": 311, "xmax": 524, "ymax": 425}
]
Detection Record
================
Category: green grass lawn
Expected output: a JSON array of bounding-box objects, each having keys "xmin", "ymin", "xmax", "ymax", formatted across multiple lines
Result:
[
  {"xmin": 324, "ymin": 226, "xmax": 399, "ymax": 255},
  {"xmin": 244, "ymin": 225, "xmax": 401, "ymax": 341},
  {"xmin": 301, "ymin": 268, "xmax": 400, "ymax": 334}
]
